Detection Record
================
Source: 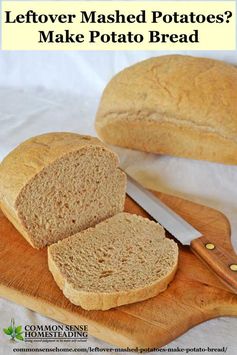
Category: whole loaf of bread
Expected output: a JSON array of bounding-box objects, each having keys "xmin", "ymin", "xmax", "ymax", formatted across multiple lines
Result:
[
  {"xmin": 0, "ymin": 132, "xmax": 126, "ymax": 248},
  {"xmin": 95, "ymin": 55, "xmax": 237, "ymax": 165}
]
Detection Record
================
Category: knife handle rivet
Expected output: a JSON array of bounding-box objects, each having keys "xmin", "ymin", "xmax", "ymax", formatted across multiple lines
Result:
[
  {"xmin": 205, "ymin": 243, "xmax": 215, "ymax": 250},
  {"xmin": 229, "ymin": 264, "xmax": 237, "ymax": 272}
]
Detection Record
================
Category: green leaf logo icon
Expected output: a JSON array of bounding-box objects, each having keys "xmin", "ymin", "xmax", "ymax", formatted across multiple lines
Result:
[
  {"xmin": 3, "ymin": 327, "xmax": 13, "ymax": 336},
  {"xmin": 15, "ymin": 326, "xmax": 22, "ymax": 334},
  {"xmin": 3, "ymin": 319, "xmax": 24, "ymax": 341}
]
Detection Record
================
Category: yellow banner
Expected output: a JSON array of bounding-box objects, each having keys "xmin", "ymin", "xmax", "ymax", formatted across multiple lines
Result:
[{"xmin": 1, "ymin": 1, "xmax": 236, "ymax": 50}]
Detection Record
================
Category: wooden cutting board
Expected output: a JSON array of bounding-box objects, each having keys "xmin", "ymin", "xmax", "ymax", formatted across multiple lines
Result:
[{"xmin": 0, "ymin": 191, "xmax": 237, "ymax": 349}]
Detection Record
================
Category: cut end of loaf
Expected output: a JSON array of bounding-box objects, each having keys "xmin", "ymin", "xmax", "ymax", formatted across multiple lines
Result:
[
  {"xmin": 0, "ymin": 132, "xmax": 126, "ymax": 248},
  {"xmin": 16, "ymin": 146, "xmax": 126, "ymax": 248},
  {"xmin": 48, "ymin": 212, "xmax": 179, "ymax": 310}
]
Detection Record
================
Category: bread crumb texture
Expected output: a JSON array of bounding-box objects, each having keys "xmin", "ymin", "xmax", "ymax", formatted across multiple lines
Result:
[
  {"xmin": 48, "ymin": 212, "xmax": 179, "ymax": 310},
  {"xmin": 0, "ymin": 132, "xmax": 126, "ymax": 248}
]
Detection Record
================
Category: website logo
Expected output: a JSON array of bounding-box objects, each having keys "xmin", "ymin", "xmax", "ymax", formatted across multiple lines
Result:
[
  {"xmin": 3, "ymin": 318, "xmax": 24, "ymax": 341},
  {"xmin": 3, "ymin": 320, "xmax": 88, "ymax": 343},
  {"xmin": 24, "ymin": 324, "xmax": 88, "ymax": 343}
]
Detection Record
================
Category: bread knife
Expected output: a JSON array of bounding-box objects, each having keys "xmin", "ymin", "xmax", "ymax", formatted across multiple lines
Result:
[{"xmin": 126, "ymin": 174, "xmax": 237, "ymax": 293}]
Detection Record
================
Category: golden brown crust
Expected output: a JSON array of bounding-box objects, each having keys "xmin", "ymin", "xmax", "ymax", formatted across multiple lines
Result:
[
  {"xmin": 0, "ymin": 132, "xmax": 121, "ymax": 248},
  {"xmin": 95, "ymin": 55, "xmax": 237, "ymax": 165},
  {"xmin": 97, "ymin": 118, "xmax": 237, "ymax": 165},
  {"xmin": 0, "ymin": 133, "xmax": 113, "ymax": 204}
]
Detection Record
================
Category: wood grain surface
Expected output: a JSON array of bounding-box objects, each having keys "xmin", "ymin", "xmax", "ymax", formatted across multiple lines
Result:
[{"xmin": 0, "ymin": 191, "xmax": 237, "ymax": 349}]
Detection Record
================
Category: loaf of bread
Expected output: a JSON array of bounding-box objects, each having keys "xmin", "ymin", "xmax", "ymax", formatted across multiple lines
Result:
[
  {"xmin": 0, "ymin": 132, "xmax": 126, "ymax": 248},
  {"xmin": 96, "ymin": 55, "xmax": 237, "ymax": 165},
  {"xmin": 48, "ymin": 212, "xmax": 178, "ymax": 310}
]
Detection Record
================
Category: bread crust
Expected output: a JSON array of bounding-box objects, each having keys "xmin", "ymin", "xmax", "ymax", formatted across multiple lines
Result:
[
  {"xmin": 0, "ymin": 132, "xmax": 124, "ymax": 248},
  {"xmin": 48, "ymin": 245, "xmax": 178, "ymax": 311},
  {"xmin": 95, "ymin": 55, "xmax": 237, "ymax": 165},
  {"xmin": 0, "ymin": 132, "xmax": 115, "ymax": 204},
  {"xmin": 96, "ymin": 117, "xmax": 237, "ymax": 165}
]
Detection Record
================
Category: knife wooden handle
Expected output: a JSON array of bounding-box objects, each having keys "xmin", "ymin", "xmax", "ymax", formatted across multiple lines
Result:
[{"xmin": 191, "ymin": 236, "xmax": 237, "ymax": 293}]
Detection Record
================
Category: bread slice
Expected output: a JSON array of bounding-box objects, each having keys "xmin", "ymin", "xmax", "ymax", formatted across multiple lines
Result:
[
  {"xmin": 48, "ymin": 212, "xmax": 178, "ymax": 310},
  {"xmin": 95, "ymin": 55, "xmax": 237, "ymax": 165},
  {"xmin": 0, "ymin": 132, "xmax": 126, "ymax": 248}
]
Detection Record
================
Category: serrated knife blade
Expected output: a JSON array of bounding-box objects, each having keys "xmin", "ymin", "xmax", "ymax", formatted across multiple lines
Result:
[
  {"xmin": 126, "ymin": 174, "xmax": 202, "ymax": 244},
  {"xmin": 125, "ymin": 173, "xmax": 237, "ymax": 294}
]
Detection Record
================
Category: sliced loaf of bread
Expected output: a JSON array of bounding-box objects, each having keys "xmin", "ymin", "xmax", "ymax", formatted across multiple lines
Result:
[
  {"xmin": 0, "ymin": 132, "xmax": 126, "ymax": 248},
  {"xmin": 48, "ymin": 212, "xmax": 178, "ymax": 310}
]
